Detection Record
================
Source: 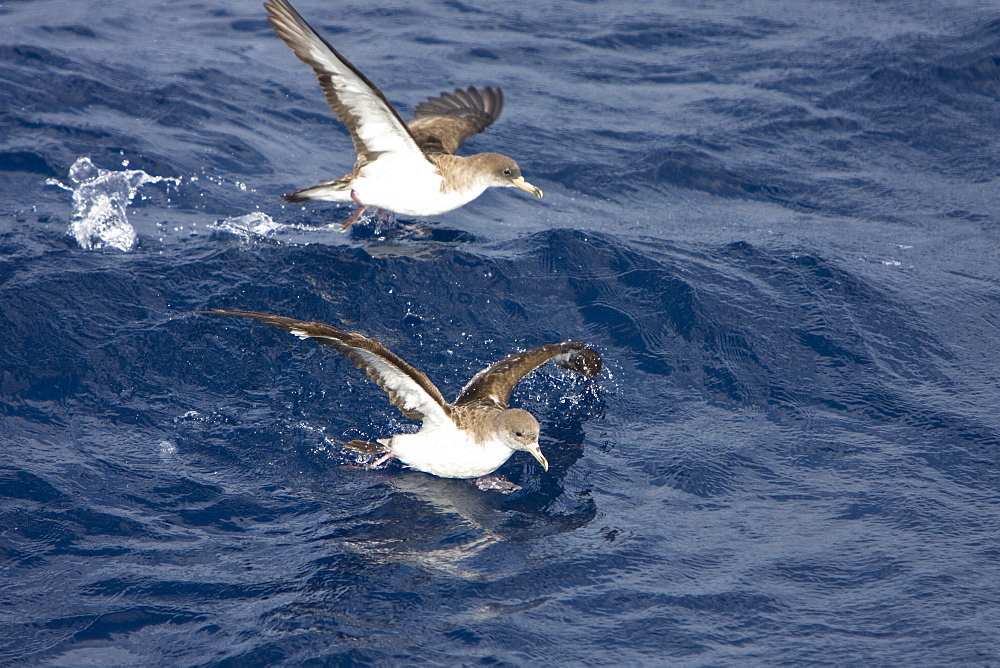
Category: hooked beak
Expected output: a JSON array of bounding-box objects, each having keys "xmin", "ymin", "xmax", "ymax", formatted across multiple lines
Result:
[
  {"xmin": 525, "ymin": 442, "xmax": 549, "ymax": 472},
  {"xmin": 511, "ymin": 176, "xmax": 543, "ymax": 199}
]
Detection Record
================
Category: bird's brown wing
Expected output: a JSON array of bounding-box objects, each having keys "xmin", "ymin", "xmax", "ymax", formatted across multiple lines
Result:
[
  {"xmin": 265, "ymin": 0, "xmax": 425, "ymax": 167},
  {"xmin": 408, "ymin": 86, "xmax": 504, "ymax": 155},
  {"xmin": 455, "ymin": 342, "xmax": 602, "ymax": 409},
  {"xmin": 209, "ymin": 309, "xmax": 451, "ymax": 425}
]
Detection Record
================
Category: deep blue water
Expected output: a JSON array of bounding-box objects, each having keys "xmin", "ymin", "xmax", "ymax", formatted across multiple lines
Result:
[{"xmin": 3, "ymin": 0, "xmax": 1000, "ymax": 664}]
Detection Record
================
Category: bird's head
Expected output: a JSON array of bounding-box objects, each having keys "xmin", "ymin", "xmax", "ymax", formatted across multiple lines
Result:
[
  {"xmin": 496, "ymin": 408, "xmax": 547, "ymax": 471},
  {"xmin": 479, "ymin": 153, "xmax": 543, "ymax": 198}
]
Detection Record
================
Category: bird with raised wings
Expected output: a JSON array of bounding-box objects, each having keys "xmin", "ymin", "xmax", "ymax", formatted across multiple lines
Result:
[
  {"xmin": 264, "ymin": 0, "xmax": 544, "ymax": 229},
  {"xmin": 210, "ymin": 309, "xmax": 601, "ymax": 491}
]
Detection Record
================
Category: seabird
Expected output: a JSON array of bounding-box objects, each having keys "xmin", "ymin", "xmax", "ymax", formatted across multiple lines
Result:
[
  {"xmin": 264, "ymin": 0, "xmax": 544, "ymax": 229},
  {"xmin": 209, "ymin": 309, "xmax": 601, "ymax": 491}
]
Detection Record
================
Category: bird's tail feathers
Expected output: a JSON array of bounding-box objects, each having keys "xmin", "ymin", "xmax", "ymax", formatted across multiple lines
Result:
[
  {"xmin": 282, "ymin": 177, "xmax": 353, "ymax": 203},
  {"xmin": 344, "ymin": 439, "xmax": 390, "ymax": 455}
]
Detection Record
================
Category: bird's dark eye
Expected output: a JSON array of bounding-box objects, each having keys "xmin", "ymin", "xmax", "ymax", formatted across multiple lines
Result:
[
  {"xmin": 514, "ymin": 431, "xmax": 523, "ymax": 437},
  {"xmin": 503, "ymin": 168, "xmax": 512, "ymax": 175}
]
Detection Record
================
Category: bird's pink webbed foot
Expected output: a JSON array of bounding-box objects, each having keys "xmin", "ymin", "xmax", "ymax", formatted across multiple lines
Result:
[
  {"xmin": 367, "ymin": 452, "xmax": 396, "ymax": 469},
  {"xmin": 339, "ymin": 190, "xmax": 367, "ymax": 231}
]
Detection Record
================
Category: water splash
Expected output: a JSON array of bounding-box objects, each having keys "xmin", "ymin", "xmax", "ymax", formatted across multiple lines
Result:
[
  {"xmin": 46, "ymin": 157, "xmax": 180, "ymax": 251},
  {"xmin": 211, "ymin": 211, "xmax": 284, "ymax": 239}
]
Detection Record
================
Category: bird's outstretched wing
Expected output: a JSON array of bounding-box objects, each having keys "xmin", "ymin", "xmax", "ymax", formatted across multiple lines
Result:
[
  {"xmin": 455, "ymin": 342, "xmax": 602, "ymax": 409},
  {"xmin": 409, "ymin": 86, "xmax": 504, "ymax": 155},
  {"xmin": 209, "ymin": 309, "xmax": 451, "ymax": 425},
  {"xmin": 265, "ymin": 0, "xmax": 425, "ymax": 166}
]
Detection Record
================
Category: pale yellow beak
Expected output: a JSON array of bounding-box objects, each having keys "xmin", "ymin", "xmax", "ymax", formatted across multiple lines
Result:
[
  {"xmin": 511, "ymin": 176, "xmax": 543, "ymax": 199},
  {"xmin": 526, "ymin": 443, "xmax": 549, "ymax": 471}
]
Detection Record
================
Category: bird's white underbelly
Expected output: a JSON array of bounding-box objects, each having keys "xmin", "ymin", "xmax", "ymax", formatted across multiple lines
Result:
[
  {"xmin": 389, "ymin": 425, "xmax": 515, "ymax": 478},
  {"xmin": 353, "ymin": 158, "xmax": 486, "ymax": 216}
]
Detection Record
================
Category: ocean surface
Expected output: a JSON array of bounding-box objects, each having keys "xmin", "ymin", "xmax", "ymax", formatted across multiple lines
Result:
[{"xmin": 3, "ymin": 0, "xmax": 1000, "ymax": 664}]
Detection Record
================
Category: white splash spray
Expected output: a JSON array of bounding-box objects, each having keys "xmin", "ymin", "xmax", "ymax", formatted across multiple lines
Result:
[
  {"xmin": 47, "ymin": 156, "xmax": 180, "ymax": 252},
  {"xmin": 211, "ymin": 211, "xmax": 284, "ymax": 238}
]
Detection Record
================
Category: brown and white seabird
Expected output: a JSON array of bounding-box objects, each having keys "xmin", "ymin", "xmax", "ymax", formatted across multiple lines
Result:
[
  {"xmin": 209, "ymin": 309, "xmax": 601, "ymax": 491},
  {"xmin": 264, "ymin": 0, "xmax": 544, "ymax": 229}
]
